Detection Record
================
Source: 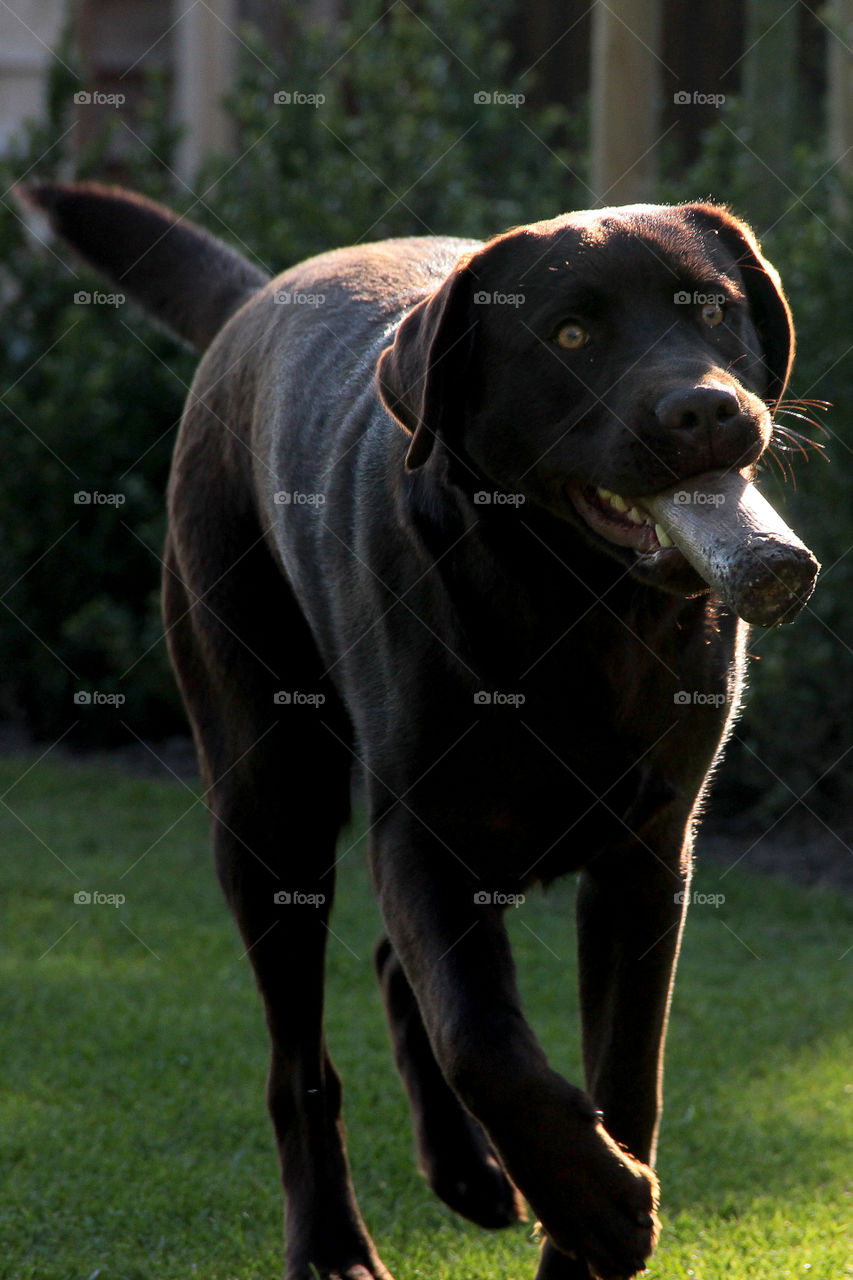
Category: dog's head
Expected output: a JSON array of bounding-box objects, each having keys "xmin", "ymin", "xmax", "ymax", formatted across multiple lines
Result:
[{"xmin": 377, "ymin": 202, "xmax": 794, "ymax": 592}]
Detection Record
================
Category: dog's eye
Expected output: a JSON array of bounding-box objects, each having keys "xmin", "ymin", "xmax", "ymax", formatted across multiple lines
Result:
[
  {"xmin": 701, "ymin": 302, "xmax": 725, "ymax": 327},
  {"xmin": 555, "ymin": 322, "xmax": 590, "ymax": 350}
]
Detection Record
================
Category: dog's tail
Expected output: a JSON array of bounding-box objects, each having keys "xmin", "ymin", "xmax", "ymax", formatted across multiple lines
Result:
[{"xmin": 20, "ymin": 182, "xmax": 270, "ymax": 353}]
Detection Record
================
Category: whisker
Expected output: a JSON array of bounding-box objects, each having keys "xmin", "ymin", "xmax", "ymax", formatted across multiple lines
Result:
[{"xmin": 761, "ymin": 445, "xmax": 794, "ymax": 484}]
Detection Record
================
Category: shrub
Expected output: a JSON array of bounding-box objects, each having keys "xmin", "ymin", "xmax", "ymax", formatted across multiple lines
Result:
[{"xmin": 0, "ymin": 54, "xmax": 193, "ymax": 743}]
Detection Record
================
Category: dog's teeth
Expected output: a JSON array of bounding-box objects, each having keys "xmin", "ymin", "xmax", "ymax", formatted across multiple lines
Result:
[
  {"xmin": 655, "ymin": 523, "xmax": 674, "ymax": 548},
  {"xmin": 596, "ymin": 487, "xmax": 630, "ymax": 513},
  {"xmin": 626, "ymin": 506, "xmax": 645, "ymax": 525}
]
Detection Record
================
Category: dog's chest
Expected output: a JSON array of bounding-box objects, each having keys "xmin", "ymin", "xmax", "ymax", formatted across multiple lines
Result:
[{"xmin": 426, "ymin": 612, "xmax": 739, "ymax": 881}]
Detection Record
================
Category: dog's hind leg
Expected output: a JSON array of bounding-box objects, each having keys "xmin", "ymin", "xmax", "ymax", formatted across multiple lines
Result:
[
  {"xmin": 163, "ymin": 507, "xmax": 392, "ymax": 1280},
  {"xmin": 374, "ymin": 935, "xmax": 525, "ymax": 1228}
]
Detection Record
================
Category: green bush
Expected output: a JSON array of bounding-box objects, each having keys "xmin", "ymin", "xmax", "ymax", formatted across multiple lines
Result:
[
  {"xmin": 200, "ymin": 3, "xmax": 582, "ymax": 260},
  {"xmin": 0, "ymin": 55, "xmax": 193, "ymax": 743}
]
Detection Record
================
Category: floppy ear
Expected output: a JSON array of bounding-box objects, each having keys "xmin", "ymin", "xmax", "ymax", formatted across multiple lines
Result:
[
  {"xmin": 686, "ymin": 203, "xmax": 795, "ymax": 407},
  {"xmin": 376, "ymin": 261, "xmax": 476, "ymax": 470}
]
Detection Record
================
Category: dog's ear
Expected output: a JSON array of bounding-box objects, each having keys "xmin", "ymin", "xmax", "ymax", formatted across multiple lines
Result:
[
  {"xmin": 685, "ymin": 204, "xmax": 795, "ymax": 407},
  {"xmin": 376, "ymin": 260, "xmax": 476, "ymax": 470}
]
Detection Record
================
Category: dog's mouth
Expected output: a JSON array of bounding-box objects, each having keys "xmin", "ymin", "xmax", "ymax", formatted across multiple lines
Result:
[
  {"xmin": 568, "ymin": 484, "xmax": 678, "ymax": 559},
  {"xmin": 566, "ymin": 481, "xmax": 712, "ymax": 596}
]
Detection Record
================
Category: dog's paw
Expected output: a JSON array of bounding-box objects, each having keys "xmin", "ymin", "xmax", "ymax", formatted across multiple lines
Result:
[
  {"xmin": 326, "ymin": 1268, "xmax": 393, "ymax": 1280},
  {"xmin": 531, "ymin": 1121, "xmax": 659, "ymax": 1280},
  {"xmin": 533, "ymin": 1230, "xmax": 650, "ymax": 1280},
  {"xmin": 286, "ymin": 1237, "xmax": 395, "ymax": 1280},
  {"xmin": 289, "ymin": 1261, "xmax": 394, "ymax": 1280}
]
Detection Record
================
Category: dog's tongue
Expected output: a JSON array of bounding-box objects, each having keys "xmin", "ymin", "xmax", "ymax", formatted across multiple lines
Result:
[{"xmin": 640, "ymin": 471, "xmax": 820, "ymax": 627}]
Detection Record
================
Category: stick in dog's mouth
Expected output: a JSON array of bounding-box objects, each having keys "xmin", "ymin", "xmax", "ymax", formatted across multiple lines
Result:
[{"xmin": 639, "ymin": 470, "xmax": 820, "ymax": 627}]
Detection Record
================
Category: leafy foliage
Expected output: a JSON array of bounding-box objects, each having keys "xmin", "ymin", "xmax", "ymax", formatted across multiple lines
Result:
[{"xmin": 0, "ymin": 49, "xmax": 192, "ymax": 742}]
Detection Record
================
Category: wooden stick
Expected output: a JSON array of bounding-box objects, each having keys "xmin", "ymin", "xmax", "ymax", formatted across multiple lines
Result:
[{"xmin": 642, "ymin": 471, "xmax": 820, "ymax": 627}]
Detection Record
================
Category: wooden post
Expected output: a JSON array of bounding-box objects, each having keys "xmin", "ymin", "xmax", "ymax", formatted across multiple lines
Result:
[
  {"xmin": 174, "ymin": 0, "xmax": 238, "ymax": 184},
  {"xmin": 590, "ymin": 0, "xmax": 663, "ymax": 205}
]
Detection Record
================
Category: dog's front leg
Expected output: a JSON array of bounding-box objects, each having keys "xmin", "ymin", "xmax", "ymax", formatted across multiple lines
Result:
[
  {"xmin": 533, "ymin": 828, "xmax": 692, "ymax": 1280},
  {"xmin": 370, "ymin": 812, "xmax": 659, "ymax": 1280},
  {"xmin": 576, "ymin": 833, "xmax": 692, "ymax": 1166}
]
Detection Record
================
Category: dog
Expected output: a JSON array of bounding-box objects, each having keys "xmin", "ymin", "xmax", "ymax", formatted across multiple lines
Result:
[{"xmin": 26, "ymin": 183, "xmax": 794, "ymax": 1280}]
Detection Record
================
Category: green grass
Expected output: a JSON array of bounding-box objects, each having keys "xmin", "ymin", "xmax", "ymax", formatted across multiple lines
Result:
[{"xmin": 1, "ymin": 756, "xmax": 851, "ymax": 1280}]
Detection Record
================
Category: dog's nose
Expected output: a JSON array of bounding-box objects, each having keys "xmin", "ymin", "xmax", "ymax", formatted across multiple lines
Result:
[{"xmin": 655, "ymin": 385, "xmax": 741, "ymax": 433}]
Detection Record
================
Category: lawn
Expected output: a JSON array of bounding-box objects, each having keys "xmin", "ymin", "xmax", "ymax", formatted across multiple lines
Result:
[{"xmin": 1, "ymin": 754, "xmax": 851, "ymax": 1279}]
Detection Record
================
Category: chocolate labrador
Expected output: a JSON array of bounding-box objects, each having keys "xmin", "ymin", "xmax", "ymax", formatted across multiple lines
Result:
[{"xmin": 26, "ymin": 184, "xmax": 794, "ymax": 1280}]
